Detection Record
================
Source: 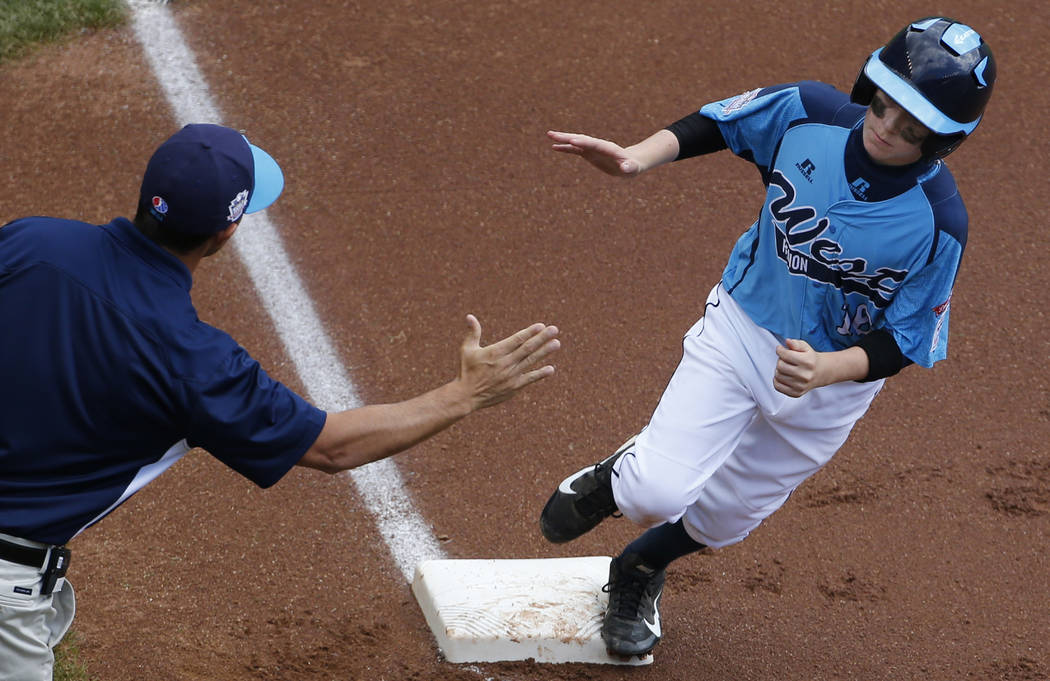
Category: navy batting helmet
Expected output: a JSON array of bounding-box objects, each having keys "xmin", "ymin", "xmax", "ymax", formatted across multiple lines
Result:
[{"xmin": 851, "ymin": 17, "xmax": 996, "ymax": 158}]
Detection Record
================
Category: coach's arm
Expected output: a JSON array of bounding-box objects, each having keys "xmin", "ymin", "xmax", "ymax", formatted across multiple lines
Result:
[{"xmin": 297, "ymin": 314, "xmax": 560, "ymax": 473}]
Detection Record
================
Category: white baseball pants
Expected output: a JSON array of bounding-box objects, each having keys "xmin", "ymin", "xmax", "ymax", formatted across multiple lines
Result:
[
  {"xmin": 612, "ymin": 284, "xmax": 884, "ymax": 548},
  {"xmin": 0, "ymin": 536, "xmax": 75, "ymax": 681}
]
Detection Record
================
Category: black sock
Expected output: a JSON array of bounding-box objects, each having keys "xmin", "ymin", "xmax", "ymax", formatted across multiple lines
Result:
[{"xmin": 620, "ymin": 519, "xmax": 706, "ymax": 572}]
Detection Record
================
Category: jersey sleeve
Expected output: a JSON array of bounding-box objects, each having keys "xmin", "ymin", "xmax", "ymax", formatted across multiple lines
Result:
[
  {"xmin": 882, "ymin": 165, "xmax": 968, "ymax": 368},
  {"xmin": 698, "ymin": 81, "xmax": 857, "ymax": 177},
  {"xmin": 177, "ymin": 328, "xmax": 326, "ymax": 487},
  {"xmin": 699, "ymin": 83, "xmax": 809, "ymax": 170},
  {"xmin": 882, "ymin": 220, "xmax": 965, "ymax": 368}
]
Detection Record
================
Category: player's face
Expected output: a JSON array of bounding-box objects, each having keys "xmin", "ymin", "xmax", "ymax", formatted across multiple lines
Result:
[{"xmin": 862, "ymin": 90, "xmax": 930, "ymax": 166}]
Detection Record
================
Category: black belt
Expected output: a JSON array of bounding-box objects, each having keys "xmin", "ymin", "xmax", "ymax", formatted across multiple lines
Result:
[
  {"xmin": 0, "ymin": 537, "xmax": 50, "ymax": 568},
  {"xmin": 0, "ymin": 537, "xmax": 70, "ymax": 595}
]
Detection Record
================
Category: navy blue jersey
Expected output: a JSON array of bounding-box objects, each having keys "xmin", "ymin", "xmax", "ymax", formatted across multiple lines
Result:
[
  {"xmin": 700, "ymin": 82, "xmax": 967, "ymax": 366},
  {"xmin": 0, "ymin": 217, "xmax": 326, "ymax": 544}
]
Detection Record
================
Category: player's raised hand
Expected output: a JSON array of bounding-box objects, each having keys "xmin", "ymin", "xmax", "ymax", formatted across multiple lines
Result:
[
  {"xmin": 458, "ymin": 314, "xmax": 560, "ymax": 410},
  {"xmin": 547, "ymin": 130, "xmax": 643, "ymax": 177}
]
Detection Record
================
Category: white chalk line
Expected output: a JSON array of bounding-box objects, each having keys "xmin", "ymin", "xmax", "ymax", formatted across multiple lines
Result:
[{"xmin": 125, "ymin": 0, "xmax": 444, "ymax": 582}]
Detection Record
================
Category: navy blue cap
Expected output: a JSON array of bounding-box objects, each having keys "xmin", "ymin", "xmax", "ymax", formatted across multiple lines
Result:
[{"xmin": 139, "ymin": 124, "xmax": 284, "ymax": 235}]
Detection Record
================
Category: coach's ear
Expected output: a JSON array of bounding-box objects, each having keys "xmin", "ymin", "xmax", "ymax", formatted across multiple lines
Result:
[{"xmin": 204, "ymin": 221, "xmax": 240, "ymax": 257}]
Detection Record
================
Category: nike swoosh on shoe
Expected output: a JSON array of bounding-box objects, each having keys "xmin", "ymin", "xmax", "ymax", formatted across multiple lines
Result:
[
  {"xmin": 644, "ymin": 594, "xmax": 662, "ymax": 637},
  {"xmin": 557, "ymin": 467, "xmax": 591, "ymax": 495}
]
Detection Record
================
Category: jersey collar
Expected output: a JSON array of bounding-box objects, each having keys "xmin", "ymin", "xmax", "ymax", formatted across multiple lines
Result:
[
  {"xmin": 845, "ymin": 122, "xmax": 936, "ymax": 202},
  {"xmin": 102, "ymin": 218, "xmax": 193, "ymax": 291}
]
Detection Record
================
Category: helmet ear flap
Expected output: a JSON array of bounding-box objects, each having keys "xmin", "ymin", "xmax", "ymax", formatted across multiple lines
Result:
[
  {"xmin": 850, "ymin": 70, "xmax": 877, "ymax": 106},
  {"xmin": 922, "ymin": 132, "xmax": 966, "ymax": 159}
]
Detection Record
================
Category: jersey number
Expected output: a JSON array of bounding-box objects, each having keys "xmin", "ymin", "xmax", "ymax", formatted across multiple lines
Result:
[{"xmin": 836, "ymin": 302, "xmax": 872, "ymax": 336}]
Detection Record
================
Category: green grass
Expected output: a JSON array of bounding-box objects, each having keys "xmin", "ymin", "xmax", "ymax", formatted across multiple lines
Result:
[
  {"xmin": 54, "ymin": 630, "xmax": 94, "ymax": 681},
  {"xmin": 0, "ymin": 0, "xmax": 127, "ymax": 64}
]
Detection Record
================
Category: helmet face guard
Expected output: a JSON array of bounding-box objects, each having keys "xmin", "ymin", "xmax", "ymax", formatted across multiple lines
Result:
[{"xmin": 851, "ymin": 17, "xmax": 996, "ymax": 158}]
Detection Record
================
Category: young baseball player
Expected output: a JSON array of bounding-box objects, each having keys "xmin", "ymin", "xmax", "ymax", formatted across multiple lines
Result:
[
  {"xmin": 0, "ymin": 124, "xmax": 560, "ymax": 679},
  {"xmin": 540, "ymin": 17, "xmax": 995, "ymax": 657}
]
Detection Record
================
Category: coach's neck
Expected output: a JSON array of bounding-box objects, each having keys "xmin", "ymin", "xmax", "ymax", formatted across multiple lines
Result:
[{"xmin": 176, "ymin": 222, "xmax": 239, "ymax": 273}]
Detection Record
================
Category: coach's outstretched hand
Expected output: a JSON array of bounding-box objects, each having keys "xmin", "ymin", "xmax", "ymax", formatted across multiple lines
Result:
[
  {"xmin": 458, "ymin": 314, "xmax": 560, "ymax": 410},
  {"xmin": 298, "ymin": 315, "xmax": 559, "ymax": 474}
]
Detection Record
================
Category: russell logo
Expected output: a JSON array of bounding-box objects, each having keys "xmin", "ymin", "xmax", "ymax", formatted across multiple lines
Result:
[
  {"xmin": 151, "ymin": 196, "xmax": 169, "ymax": 214},
  {"xmin": 849, "ymin": 177, "xmax": 870, "ymax": 200},
  {"xmin": 795, "ymin": 158, "xmax": 816, "ymax": 182}
]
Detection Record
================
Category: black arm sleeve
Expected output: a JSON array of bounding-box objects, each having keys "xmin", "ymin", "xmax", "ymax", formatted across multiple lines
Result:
[
  {"xmin": 665, "ymin": 112, "xmax": 728, "ymax": 160},
  {"xmin": 854, "ymin": 329, "xmax": 910, "ymax": 382}
]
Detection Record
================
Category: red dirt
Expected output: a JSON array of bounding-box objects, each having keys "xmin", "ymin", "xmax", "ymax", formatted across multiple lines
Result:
[{"xmin": 1, "ymin": 1, "xmax": 1047, "ymax": 679}]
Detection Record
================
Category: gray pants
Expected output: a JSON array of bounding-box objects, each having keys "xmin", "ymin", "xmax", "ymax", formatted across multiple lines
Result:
[{"xmin": 0, "ymin": 540, "xmax": 76, "ymax": 681}]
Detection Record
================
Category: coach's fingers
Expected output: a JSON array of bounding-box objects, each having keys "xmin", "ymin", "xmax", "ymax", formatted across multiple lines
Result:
[
  {"xmin": 457, "ymin": 317, "xmax": 560, "ymax": 408},
  {"xmin": 463, "ymin": 317, "xmax": 554, "ymax": 367},
  {"xmin": 517, "ymin": 364, "xmax": 557, "ymax": 387},
  {"xmin": 462, "ymin": 314, "xmax": 483, "ymax": 351},
  {"xmin": 505, "ymin": 324, "xmax": 561, "ymax": 367},
  {"xmin": 486, "ymin": 321, "xmax": 554, "ymax": 357}
]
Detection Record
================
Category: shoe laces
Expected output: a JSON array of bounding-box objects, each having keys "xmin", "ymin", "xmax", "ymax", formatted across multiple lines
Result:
[
  {"xmin": 603, "ymin": 564, "xmax": 653, "ymax": 618},
  {"xmin": 576, "ymin": 462, "xmax": 618, "ymax": 517}
]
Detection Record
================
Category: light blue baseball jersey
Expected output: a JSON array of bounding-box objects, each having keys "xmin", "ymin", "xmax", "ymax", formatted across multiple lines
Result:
[{"xmin": 700, "ymin": 81, "xmax": 966, "ymax": 367}]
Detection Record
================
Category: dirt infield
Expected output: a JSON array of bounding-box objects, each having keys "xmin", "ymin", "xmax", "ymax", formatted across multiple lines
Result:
[{"xmin": 2, "ymin": 1, "xmax": 1048, "ymax": 679}]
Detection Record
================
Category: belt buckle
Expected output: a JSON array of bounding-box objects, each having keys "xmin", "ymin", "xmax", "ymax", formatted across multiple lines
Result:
[{"xmin": 40, "ymin": 547, "xmax": 70, "ymax": 596}]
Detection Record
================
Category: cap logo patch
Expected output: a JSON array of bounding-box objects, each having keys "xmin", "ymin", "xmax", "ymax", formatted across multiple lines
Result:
[
  {"xmin": 227, "ymin": 189, "xmax": 249, "ymax": 222},
  {"xmin": 151, "ymin": 196, "xmax": 169, "ymax": 215}
]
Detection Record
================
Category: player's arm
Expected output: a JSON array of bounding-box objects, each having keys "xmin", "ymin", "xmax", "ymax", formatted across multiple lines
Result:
[
  {"xmin": 665, "ymin": 111, "xmax": 729, "ymax": 159},
  {"xmin": 547, "ymin": 129, "xmax": 680, "ymax": 177},
  {"xmin": 297, "ymin": 315, "xmax": 560, "ymax": 473},
  {"xmin": 547, "ymin": 110, "xmax": 727, "ymax": 178},
  {"xmin": 773, "ymin": 330, "xmax": 907, "ymax": 398}
]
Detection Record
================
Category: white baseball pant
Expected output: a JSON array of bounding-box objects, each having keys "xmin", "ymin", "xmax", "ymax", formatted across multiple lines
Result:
[
  {"xmin": 611, "ymin": 283, "xmax": 884, "ymax": 548},
  {"xmin": 0, "ymin": 534, "xmax": 75, "ymax": 681}
]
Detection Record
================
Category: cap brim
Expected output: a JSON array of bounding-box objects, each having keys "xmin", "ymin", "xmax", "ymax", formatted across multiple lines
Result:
[{"xmin": 245, "ymin": 140, "xmax": 284, "ymax": 213}]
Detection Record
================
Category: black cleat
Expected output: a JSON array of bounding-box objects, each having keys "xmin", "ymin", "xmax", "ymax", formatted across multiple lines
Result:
[
  {"xmin": 601, "ymin": 552, "xmax": 665, "ymax": 657},
  {"xmin": 539, "ymin": 436, "xmax": 635, "ymax": 543}
]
